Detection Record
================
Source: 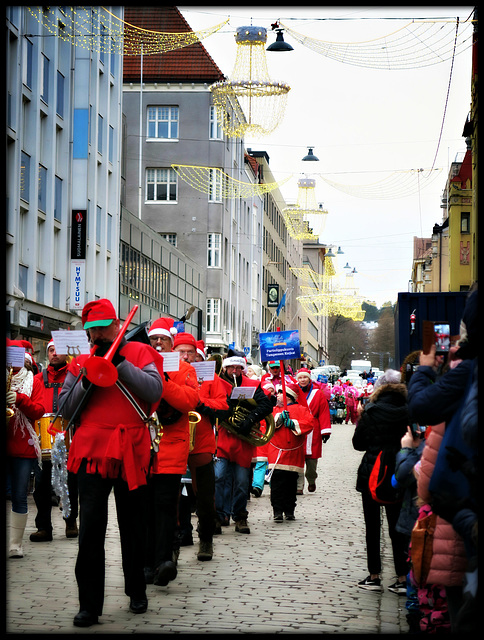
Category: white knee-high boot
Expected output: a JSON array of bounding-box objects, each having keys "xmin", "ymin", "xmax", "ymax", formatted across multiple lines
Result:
[{"xmin": 9, "ymin": 511, "xmax": 28, "ymax": 558}]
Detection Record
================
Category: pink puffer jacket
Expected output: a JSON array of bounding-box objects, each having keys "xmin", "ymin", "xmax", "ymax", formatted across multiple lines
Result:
[{"xmin": 417, "ymin": 423, "xmax": 467, "ymax": 587}]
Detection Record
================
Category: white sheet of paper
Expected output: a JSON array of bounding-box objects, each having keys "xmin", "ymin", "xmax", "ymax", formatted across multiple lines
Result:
[
  {"xmin": 161, "ymin": 351, "xmax": 180, "ymax": 372},
  {"xmin": 6, "ymin": 346, "xmax": 26, "ymax": 368},
  {"xmin": 51, "ymin": 330, "xmax": 91, "ymax": 356},
  {"xmin": 192, "ymin": 360, "xmax": 216, "ymax": 382},
  {"xmin": 230, "ymin": 386, "xmax": 256, "ymax": 400}
]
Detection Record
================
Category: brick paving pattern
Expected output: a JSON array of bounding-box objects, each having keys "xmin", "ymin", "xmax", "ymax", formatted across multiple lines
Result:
[{"xmin": 6, "ymin": 422, "xmax": 407, "ymax": 634}]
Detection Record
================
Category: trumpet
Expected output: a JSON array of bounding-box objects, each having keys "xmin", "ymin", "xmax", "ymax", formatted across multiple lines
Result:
[
  {"xmin": 6, "ymin": 367, "xmax": 15, "ymax": 424},
  {"xmin": 188, "ymin": 411, "xmax": 201, "ymax": 452}
]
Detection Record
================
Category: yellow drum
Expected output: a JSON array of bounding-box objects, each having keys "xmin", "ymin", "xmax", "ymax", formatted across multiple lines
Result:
[{"xmin": 35, "ymin": 414, "xmax": 70, "ymax": 459}]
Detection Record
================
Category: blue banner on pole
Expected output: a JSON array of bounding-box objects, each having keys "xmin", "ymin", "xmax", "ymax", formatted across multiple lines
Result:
[{"xmin": 259, "ymin": 330, "xmax": 300, "ymax": 361}]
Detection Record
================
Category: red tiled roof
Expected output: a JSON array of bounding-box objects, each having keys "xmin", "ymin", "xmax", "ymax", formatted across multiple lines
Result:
[
  {"xmin": 123, "ymin": 6, "xmax": 225, "ymax": 84},
  {"xmin": 450, "ymin": 149, "xmax": 472, "ymax": 186}
]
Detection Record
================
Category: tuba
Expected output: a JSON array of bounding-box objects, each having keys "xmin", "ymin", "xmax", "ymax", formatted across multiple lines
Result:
[{"xmin": 220, "ymin": 390, "xmax": 275, "ymax": 447}]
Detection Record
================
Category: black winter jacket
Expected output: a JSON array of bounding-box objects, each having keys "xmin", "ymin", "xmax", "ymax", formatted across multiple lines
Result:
[
  {"xmin": 352, "ymin": 383, "xmax": 409, "ymax": 493},
  {"xmin": 407, "ymin": 358, "xmax": 473, "ymax": 425}
]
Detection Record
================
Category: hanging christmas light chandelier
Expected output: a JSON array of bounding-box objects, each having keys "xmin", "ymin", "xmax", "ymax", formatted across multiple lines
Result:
[
  {"xmin": 282, "ymin": 178, "xmax": 328, "ymax": 240},
  {"xmin": 292, "ymin": 255, "xmax": 365, "ymax": 321},
  {"xmin": 210, "ymin": 26, "xmax": 291, "ymax": 138}
]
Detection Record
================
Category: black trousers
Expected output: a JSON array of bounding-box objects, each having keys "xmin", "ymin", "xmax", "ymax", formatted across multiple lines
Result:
[
  {"xmin": 144, "ymin": 473, "xmax": 181, "ymax": 571},
  {"xmin": 361, "ymin": 488, "xmax": 409, "ymax": 577},
  {"xmin": 270, "ymin": 469, "xmax": 298, "ymax": 515},
  {"xmin": 33, "ymin": 460, "xmax": 78, "ymax": 531},
  {"xmin": 75, "ymin": 462, "xmax": 147, "ymax": 616},
  {"xmin": 188, "ymin": 454, "xmax": 216, "ymax": 543}
]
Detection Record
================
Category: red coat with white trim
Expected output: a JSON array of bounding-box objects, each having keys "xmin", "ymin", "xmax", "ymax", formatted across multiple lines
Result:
[
  {"xmin": 267, "ymin": 402, "xmax": 314, "ymax": 473},
  {"xmin": 191, "ymin": 375, "xmax": 229, "ymax": 455},
  {"xmin": 301, "ymin": 384, "xmax": 331, "ymax": 459}
]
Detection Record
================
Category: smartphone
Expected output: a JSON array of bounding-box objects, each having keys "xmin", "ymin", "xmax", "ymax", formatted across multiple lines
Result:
[
  {"xmin": 411, "ymin": 423, "xmax": 426, "ymax": 438},
  {"xmin": 422, "ymin": 320, "xmax": 451, "ymax": 355}
]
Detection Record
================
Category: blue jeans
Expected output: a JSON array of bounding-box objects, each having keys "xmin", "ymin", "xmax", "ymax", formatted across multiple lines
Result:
[
  {"xmin": 214, "ymin": 457, "xmax": 250, "ymax": 522},
  {"xmin": 7, "ymin": 457, "xmax": 36, "ymax": 514}
]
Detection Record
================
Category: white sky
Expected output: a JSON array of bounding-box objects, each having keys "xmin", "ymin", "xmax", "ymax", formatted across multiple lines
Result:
[{"xmin": 178, "ymin": 5, "xmax": 475, "ymax": 307}]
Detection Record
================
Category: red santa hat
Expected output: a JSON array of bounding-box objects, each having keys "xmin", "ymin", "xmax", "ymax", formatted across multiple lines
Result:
[
  {"xmin": 6, "ymin": 339, "xmax": 35, "ymax": 368},
  {"xmin": 278, "ymin": 382, "xmax": 300, "ymax": 402},
  {"xmin": 295, "ymin": 368, "xmax": 312, "ymax": 379},
  {"xmin": 196, "ymin": 340, "xmax": 206, "ymax": 360},
  {"xmin": 148, "ymin": 317, "xmax": 178, "ymax": 341},
  {"xmin": 173, "ymin": 332, "xmax": 197, "ymax": 349}
]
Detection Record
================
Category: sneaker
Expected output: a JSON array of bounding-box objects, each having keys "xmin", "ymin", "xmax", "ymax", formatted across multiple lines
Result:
[
  {"xmin": 357, "ymin": 575, "xmax": 382, "ymax": 591},
  {"xmin": 387, "ymin": 579, "xmax": 407, "ymax": 595},
  {"xmin": 285, "ymin": 513, "xmax": 295, "ymax": 521},
  {"xmin": 250, "ymin": 487, "xmax": 262, "ymax": 498},
  {"xmin": 273, "ymin": 512, "xmax": 283, "ymax": 522},
  {"xmin": 234, "ymin": 519, "xmax": 250, "ymax": 534}
]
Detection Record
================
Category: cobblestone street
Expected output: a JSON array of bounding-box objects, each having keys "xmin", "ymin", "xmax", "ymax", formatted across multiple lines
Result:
[{"xmin": 6, "ymin": 422, "xmax": 407, "ymax": 634}]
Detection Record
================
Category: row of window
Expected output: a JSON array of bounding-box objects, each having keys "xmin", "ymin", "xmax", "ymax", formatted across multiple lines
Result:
[
  {"xmin": 146, "ymin": 105, "xmax": 223, "ymax": 141},
  {"xmin": 120, "ymin": 241, "xmax": 222, "ymax": 333},
  {"xmin": 146, "ymin": 167, "xmax": 223, "ymax": 203},
  {"xmin": 18, "ymin": 264, "xmax": 61, "ymax": 308}
]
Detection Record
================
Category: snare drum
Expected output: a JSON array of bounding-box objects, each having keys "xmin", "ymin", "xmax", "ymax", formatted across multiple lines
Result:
[{"xmin": 35, "ymin": 414, "xmax": 70, "ymax": 459}]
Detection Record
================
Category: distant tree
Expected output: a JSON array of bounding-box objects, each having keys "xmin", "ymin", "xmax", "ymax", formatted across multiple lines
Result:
[
  {"xmin": 328, "ymin": 315, "xmax": 367, "ymax": 370},
  {"xmin": 369, "ymin": 306, "xmax": 395, "ymax": 369},
  {"xmin": 362, "ymin": 301, "xmax": 380, "ymax": 322}
]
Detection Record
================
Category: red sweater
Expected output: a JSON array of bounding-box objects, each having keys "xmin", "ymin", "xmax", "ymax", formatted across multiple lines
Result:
[
  {"xmin": 65, "ymin": 341, "xmax": 163, "ymax": 490},
  {"xmin": 151, "ymin": 360, "xmax": 199, "ymax": 475}
]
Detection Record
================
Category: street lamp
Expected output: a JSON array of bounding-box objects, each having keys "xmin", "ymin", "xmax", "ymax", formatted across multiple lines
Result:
[
  {"xmin": 267, "ymin": 27, "xmax": 294, "ymax": 52},
  {"xmin": 302, "ymin": 146, "xmax": 319, "ymax": 161}
]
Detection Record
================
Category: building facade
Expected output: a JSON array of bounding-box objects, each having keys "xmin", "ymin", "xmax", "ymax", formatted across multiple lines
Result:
[
  {"xmin": 410, "ymin": 145, "xmax": 475, "ymax": 295},
  {"xmin": 122, "ymin": 7, "xmax": 279, "ymax": 357},
  {"xmin": 6, "ymin": 6, "xmax": 125, "ymax": 364},
  {"xmin": 6, "ymin": 6, "xmax": 205, "ymax": 366}
]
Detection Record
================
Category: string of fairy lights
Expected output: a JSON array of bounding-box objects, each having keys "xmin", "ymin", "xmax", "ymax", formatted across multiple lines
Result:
[
  {"xmin": 27, "ymin": 6, "xmax": 228, "ymax": 55},
  {"xmin": 280, "ymin": 17, "xmax": 472, "ymax": 70},
  {"xmin": 318, "ymin": 167, "xmax": 444, "ymax": 200},
  {"xmin": 25, "ymin": 6, "xmax": 474, "ymax": 319},
  {"xmin": 171, "ymin": 165, "xmax": 292, "ymax": 199}
]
